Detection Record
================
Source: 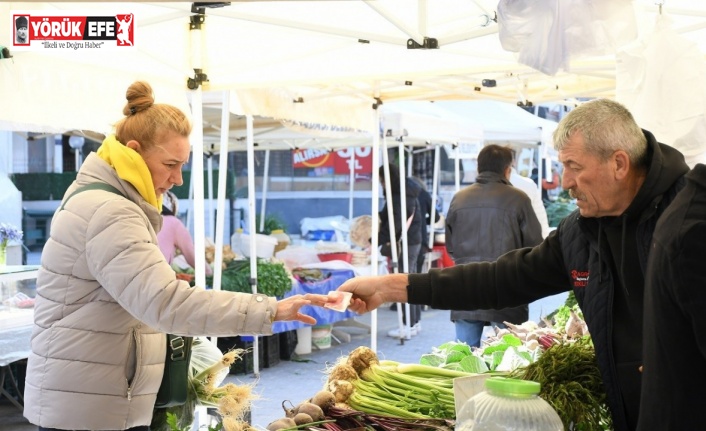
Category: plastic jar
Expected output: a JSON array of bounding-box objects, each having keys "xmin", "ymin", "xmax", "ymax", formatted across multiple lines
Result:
[{"xmin": 455, "ymin": 376, "xmax": 563, "ymax": 431}]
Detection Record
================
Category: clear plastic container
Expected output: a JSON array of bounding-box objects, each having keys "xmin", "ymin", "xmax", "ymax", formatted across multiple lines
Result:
[{"xmin": 455, "ymin": 376, "xmax": 564, "ymax": 431}]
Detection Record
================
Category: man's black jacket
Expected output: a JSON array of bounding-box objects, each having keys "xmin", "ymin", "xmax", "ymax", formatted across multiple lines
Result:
[{"xmin": 408, "ymin": 131, "xmax": 688, "ymax": 431}]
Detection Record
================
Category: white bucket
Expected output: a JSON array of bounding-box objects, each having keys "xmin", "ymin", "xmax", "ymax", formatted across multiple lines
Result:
[
  {"xmin": 312, "ymin": 324, "xmax": 333, "ymax": 349},
  {"xmin": 241, "ymin": 233, "xmax": 278, "ymax": 259},
  {"xmin": 294, "ymin": 326, "xmax": 312, "ymax": 355}
]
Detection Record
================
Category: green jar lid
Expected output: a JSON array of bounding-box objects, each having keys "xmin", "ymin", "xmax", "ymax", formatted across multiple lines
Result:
[{"xmin": 485, "ymin": 376, "xmax": 540, "ymax": 395}]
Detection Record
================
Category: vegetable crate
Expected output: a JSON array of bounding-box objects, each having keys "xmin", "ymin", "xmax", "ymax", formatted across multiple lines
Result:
[
  {"xmin": 279, "ymin": 329, "xmax": 298, "ymax": 360},
  {"xmin": 216, "ymin": 335, "xmax": 280, "ymax": 374},
  {"xmin": 261, "ymin": 334, "xmax": 280, "ymax": 368}
]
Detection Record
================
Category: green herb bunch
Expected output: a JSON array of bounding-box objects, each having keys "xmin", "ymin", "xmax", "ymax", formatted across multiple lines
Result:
[
  {"xmin": 254, "ymin": 213, "xmax": 287, "ymax": 235},
  {"xmin": 544, "ymin": 191, "xmax": 577, "ymax": 227},
  {"xmin": 510, "ymin": 337, "xmax": 612, "ymax": 431},
  {"xmin": 546, "ymin": 291, "xmax": 581, "ymax": 329},
  {"xmin": 210, "ymin": 259, "xmax": 292, "ymax": 297}
]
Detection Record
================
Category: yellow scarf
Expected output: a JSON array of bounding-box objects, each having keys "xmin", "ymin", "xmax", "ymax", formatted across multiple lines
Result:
[{"xmin": 96, "ymin": 135, "xmax": 162, "ymax": 210}]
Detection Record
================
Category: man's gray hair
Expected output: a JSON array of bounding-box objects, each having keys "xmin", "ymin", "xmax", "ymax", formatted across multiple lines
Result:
[{"xmin": 553, "ymin": 99, "xmax": 648, "ymax": 168}]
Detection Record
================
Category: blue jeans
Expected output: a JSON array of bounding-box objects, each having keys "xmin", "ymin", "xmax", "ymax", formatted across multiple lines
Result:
[{"xmin": 455, "ymin": 320, "xmax": 506, "ymax": 348}]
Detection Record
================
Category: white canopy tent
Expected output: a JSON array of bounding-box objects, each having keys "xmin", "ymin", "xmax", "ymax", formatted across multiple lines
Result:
[
  {"xmin": 2, "ymin": 0, "xmax": 706, "ymax": 378},
  {"xmin": 4, "ymin": 0, "xmax": 705, "ymax": 137},
  {"xmin": 434, "ymin": 99, "xmax": 559, "ymax": 190},
  {"xmin": 434, "ymin": 100, "xmax": 559, "ymax": 146}
]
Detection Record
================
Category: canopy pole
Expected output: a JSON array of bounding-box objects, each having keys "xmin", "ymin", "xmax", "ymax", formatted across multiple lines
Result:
[
  {"xmin": 381, "ymin": 137, "xmax": 405, "ymax": 341},
  {"xmin": 190, "ymin": 88, "xmax": 207, "ymax": 290},
  {"xmin": 348, "ymin": 147, "xmax": 356, "ymax": 221},
  {"xmin": 398, "ymin": 140, "xmax": 412, "ymax": 341},
  {"xmin": 213, "ymin": 91, "xmax": 230, "ymax": 295},
  {"xmin": 207, "ymin": 147, "xmax": 215, "ymax": 241},
  {"xmin": 246, "ymin": 114, "xmax": 260, "ymax": 376},
  {"xmin": 370, "ymin": 107, "xmax": 381, "ymax": 353},
  {"xmin": 259, "ymin": 149, "xmax": 271, "ymax": 233},
  {"xmin": 381, "ymin": 141, "xmax": 398, "ymax": 272},
  {"xmin": 425, "ymin": 145, "xmax": 441, "ymax": 272},
  {"xmin": 454, "ymin": 146, "xmax": 461, "ymax": 193},
  {"xmin": 186, "ymin": 160, "xmax": 194, "ymax": 233},
  {"xmin": 189, "ymin": 9, "xmax": 207, "ymax": 289},
  {"xmin": 210, "ymin": 91, "xmax": 231, "ymax": 348},
  {"xmin": 407, "ymin": 145, "xmax": 413, "ymax": 177}
]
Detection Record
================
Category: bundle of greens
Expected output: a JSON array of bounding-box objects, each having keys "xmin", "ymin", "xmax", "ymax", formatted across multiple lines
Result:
[
  {"xmin": 255, "ymin": 213, "xmax": 288, "ymax": 235},
  {"xmin": 420, "ymin": 330, "xmax": 555, "ymax": 374},
  {"xmin": 210, "ymin": 259, "xmax": 292, "ymax": 297},
  {"xmin": 509, "ymin": 337, "xmax": 612, "ymax": 431},
  {"xmin": 545, "ymin": 191, "xmax": 577, "ymax": 227}
]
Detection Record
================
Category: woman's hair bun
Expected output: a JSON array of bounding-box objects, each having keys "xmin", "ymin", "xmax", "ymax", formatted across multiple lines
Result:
[{"xmin": 123, "ymin": 81, "xmax": 155, "ymax": 116}]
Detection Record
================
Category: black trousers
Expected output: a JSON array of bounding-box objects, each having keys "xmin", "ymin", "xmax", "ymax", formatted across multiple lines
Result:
[{"xmin": 39, "ymin": 427, "xmax": 149, "ymax": 431}]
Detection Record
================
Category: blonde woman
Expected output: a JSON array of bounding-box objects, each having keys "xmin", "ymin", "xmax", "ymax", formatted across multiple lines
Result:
[{"xmin": 25, "ymin": 81, "xmax": 328, "ymax": 431}]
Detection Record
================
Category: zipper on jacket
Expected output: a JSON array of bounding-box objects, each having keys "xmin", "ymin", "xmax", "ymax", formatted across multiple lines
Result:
[{"xmin": 125, "ymin": 327, "xmax": 141, "ymax": 401}]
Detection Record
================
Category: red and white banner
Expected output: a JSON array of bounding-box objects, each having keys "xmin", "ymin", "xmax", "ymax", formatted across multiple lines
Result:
[
  {"xmin": 292, "ymin": 147, "xmax": 373, "ymax": 177},
  {"xmin": 12, "ymin": 11, "xmax": 135, "ymax": 50},
  {"xmin": 333, "ymin": 147, "xmax": 372, "ymax": 175}
]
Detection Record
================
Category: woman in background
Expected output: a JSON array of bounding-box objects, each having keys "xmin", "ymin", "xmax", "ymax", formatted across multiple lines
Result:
[{"xmin": 157, "ymin": 190, "xmax": 212, "ymax": 275}]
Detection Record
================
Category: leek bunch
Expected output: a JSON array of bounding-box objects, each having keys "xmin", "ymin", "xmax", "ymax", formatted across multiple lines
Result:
[
  {"xmin": 326, "ymin": 346, "xmax": 473, "ymax": 420},
  {"xmin": 152, "ymin": 337, "xmax": 257, "ymax": 431}
]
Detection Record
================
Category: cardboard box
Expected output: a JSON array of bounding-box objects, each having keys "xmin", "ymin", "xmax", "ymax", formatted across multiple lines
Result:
[{"xmin": 453, "ymin": 374, "xmax": 492, "ymax": 417}]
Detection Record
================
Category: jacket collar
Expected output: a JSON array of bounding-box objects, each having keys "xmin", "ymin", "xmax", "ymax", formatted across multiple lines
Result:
[
  {"xmin": 76, "ymin": 153, "xmax": 163, "ymax": 233},
  {"xmin": 476, "ymin": 171, "xmax": 511, "ymax": 185},
  {"xmin": 624, "ymin": 130, "xmax": 689, "ymax": 223}
]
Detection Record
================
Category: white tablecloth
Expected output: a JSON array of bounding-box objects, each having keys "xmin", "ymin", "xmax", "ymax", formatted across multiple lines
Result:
[{"xmin": 0, "ymin": 324, "xmax": 32, "ymax": 367}]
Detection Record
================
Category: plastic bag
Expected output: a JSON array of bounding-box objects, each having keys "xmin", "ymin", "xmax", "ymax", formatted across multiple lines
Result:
[{"xmin": 498, "ymin": 0, "xmax": 636, "ymax": 75}]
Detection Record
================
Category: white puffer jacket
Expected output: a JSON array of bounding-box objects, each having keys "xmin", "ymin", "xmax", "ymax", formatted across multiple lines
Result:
[{"xmin": 24, "ymin": 154, "xmax": 277, "ymax": 430}]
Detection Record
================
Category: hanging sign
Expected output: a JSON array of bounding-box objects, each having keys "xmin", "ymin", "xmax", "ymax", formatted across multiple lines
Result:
[
  {"xmin": 292, "ymin": 149, "xmax": 333, "ymax": 168},
  {"xmin": 333, "ymin": 147, "xmax": 373, "ymax": 175}
]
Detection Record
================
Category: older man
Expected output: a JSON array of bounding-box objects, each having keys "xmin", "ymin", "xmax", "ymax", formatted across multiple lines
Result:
[{"xmin": 338, "ymin": 99, "xmax": 689, "ymax": 431}]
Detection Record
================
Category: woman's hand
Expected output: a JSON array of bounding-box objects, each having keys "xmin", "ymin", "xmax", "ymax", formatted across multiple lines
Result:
[{"xmin": 274, "ymin": 294, "xmax": 329, "ymax": 325}]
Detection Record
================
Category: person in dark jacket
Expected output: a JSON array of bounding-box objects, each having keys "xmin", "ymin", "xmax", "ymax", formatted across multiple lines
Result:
[
  {"xmin": 637, "ymin": 164, "xmax": 706, "ymax": 430},
  {"xmin": 409, "ymin": 176, "xmax": 441, "ymax": 273},
  {"xmin": 338, "ymin": 98, "xmax": 689, "ymax": 431},
  {"xmin": 378, "ymin": 164, "xmax": 423, "ymax": 337},
  {"xmin": 445, "ymin": 144, "xmax": 543, "ymax": 347}
]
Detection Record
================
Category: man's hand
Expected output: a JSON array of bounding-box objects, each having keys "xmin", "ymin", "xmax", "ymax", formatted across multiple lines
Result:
[{"xmin": 337, "ymin": 273, "xmax": 410, "ymax": 314}]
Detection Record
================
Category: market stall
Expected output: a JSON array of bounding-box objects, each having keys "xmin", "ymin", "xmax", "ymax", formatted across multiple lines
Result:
[{"xmin": 0, "ymin": 265, "xmax": 39, "ymax": 410}]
